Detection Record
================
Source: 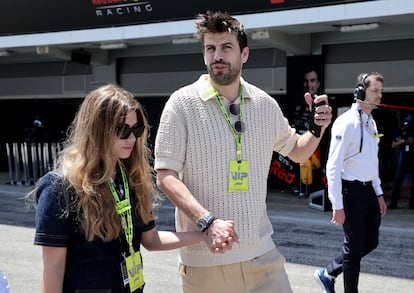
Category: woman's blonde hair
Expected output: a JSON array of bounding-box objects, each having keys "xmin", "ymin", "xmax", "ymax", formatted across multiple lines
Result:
[{"xmin": 57, "ymin": 84, "xmax": 157, "ymax": 241}]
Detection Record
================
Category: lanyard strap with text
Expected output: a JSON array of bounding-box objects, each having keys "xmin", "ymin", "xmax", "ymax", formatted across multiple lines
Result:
[
  {"xmin": 108, "ymin": 164, "xmax": 134, "ymax": 255},
  {"xmin": 214, "ymin": 86, "xmax": 244, "ymax": 162}
]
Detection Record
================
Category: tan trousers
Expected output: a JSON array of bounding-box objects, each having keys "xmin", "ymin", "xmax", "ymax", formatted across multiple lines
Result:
[{"xmin": 179, "ymin": 248, "xmax": 293, "ymax": 293}]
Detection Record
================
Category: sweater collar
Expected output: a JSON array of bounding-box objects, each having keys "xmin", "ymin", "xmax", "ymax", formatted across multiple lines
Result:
[{"xmin": 196, "ymin": 74, "xmax": 251, "ymax": 102}]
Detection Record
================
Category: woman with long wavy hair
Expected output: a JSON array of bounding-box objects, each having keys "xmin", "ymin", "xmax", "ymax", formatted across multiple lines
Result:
[{"xmin": 28, "ymin": 84, "xmax": 204, "ymax": 293}]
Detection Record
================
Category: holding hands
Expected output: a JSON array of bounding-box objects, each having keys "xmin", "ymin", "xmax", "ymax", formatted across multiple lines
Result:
[{"xmin": 205, "ymin": 219, "xmax": 239, "ymax": 253}]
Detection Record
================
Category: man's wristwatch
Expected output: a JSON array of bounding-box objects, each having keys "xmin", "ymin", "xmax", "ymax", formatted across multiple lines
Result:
[{"xmin": 196, "ymin": 214, "xmax": 216, "ymax": 232}]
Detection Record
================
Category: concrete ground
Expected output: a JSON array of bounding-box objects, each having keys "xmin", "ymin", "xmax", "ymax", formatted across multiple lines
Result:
[{"xmin": 1, "ymin": 176, "xmax": 413, "ymax": 292}]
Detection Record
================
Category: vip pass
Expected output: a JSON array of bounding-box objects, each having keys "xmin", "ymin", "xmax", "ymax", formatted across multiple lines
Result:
[
  {"xmin": 212, "ymin": 83, "xmax": 248, "ymax": 193},
  {"xmin": 108, "ymin": 164, "xmax": 144, "ymax": 291}
]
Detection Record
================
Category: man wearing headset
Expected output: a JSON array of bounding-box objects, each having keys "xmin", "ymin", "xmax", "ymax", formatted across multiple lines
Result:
[{"xmin": 314, "ymin": 72, "xmax": 387, "ymax": 293}]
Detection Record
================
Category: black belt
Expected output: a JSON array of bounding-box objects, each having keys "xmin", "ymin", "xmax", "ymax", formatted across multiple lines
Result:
[{"xmin": 342, "ymin": 179, "xmax": 372, "ymax": 186}]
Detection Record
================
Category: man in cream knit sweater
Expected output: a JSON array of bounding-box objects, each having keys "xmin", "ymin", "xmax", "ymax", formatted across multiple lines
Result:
[{"xmin": 155, "ymin": 11, "xmax": 332, "ymax": 293}]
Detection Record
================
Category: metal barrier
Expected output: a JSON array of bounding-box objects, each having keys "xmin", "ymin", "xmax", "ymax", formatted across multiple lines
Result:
[{"xmin": 5, "ymin": 142, "xmax": 60, "ymax": 185}]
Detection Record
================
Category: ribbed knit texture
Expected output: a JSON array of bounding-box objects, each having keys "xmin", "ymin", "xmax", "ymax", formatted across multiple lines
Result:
[{"xmin": 155, "ymin": 74, "xmax": 297, "ymax": 266}]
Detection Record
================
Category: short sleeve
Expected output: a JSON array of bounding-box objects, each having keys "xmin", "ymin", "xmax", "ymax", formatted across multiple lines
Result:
[
  {"xmin": 34, "ymin": 172, "xmax": 72, "ymax": 247},
  {"xmin": 143, "ymin": 220, "xmax": 156, "ymax": 232}
]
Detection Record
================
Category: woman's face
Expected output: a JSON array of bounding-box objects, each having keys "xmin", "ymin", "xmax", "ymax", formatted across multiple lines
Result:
[{"xmin": 113, "ymin": 110, "xmax": 139, "ymax": 160}]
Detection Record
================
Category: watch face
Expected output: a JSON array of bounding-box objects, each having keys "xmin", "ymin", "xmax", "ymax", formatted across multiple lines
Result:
[
  {"xmin": 196, "ymin": 214, "xmax": 216, "ymax": 231},
  {"xmin": 196, "ymin": 218, "xmax": 207, "ymax": 231}
]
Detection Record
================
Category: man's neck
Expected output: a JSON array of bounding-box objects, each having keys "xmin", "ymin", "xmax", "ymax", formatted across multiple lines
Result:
[
  {"xmin": 356, "ymin": 101, "xmax": 373, "ymax": 115},
  {"xmin": 211, "ymin": 80, "xmax": 240, "ymax": 103}
]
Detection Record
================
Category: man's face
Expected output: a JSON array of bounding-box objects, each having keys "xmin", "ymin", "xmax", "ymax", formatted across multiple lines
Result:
[
  {"xmin": 365, "ymin": 78, "xmax": 383, "ymax": 106},
  {"xmin": 203, "ymin": 32, "xmax": 249, "ymax": 86},
  {"xmin": 303, "ymin": 71, "xmax": 320, "ymax": 95}
]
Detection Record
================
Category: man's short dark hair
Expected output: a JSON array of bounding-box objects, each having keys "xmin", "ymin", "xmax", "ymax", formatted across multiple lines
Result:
[
  {"xmin": 303, "ymin": 67, "xmax": 320, "ymax": 80},
  {"xmin": 195, "ymin": 11, "xmax": 248, "ymax": 52}
]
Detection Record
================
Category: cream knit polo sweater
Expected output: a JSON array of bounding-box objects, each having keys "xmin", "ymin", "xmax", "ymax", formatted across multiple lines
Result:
[{"xmin": 154, "ymin": 74, "xmax": 298, "ymax": 266}]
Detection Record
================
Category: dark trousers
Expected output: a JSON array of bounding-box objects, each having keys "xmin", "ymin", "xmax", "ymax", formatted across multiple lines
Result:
[{"xmin": 326, "ymin": 180, "xmax": 381, "ymax": 293}]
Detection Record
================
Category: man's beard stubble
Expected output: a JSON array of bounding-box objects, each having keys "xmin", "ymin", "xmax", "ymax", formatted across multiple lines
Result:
[{"xmin": 208, "ymin": 62, "xmax": 241, "ymax": 86}]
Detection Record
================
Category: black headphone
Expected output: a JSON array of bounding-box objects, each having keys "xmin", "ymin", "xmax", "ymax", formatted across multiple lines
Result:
[{"xmin": 353, "ymin": 73, "xmax": 370, "ymax": 101}]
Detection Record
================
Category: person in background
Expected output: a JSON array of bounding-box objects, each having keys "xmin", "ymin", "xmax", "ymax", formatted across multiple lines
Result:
[
  {"xmin": 155, "ymin": 11, "xmax": 332, "ymax": 293},
  {"xmin": 293, "ymin": 68, "xmax": 321, "ymax": 134},
  {"xmin": 304, "ymin": 68, "xmax": 321, "ymax": 96},
  {"xmin": 293, "ymin": 68, "xmax": 328, "ymax": 195},
  {"xmin": 27, "ymin": 84, "xmax": 204, "ymax": 293},
  {"xmin": 314, "ymin": 72, "xmax": 387, "ymax": 293},
  {"xmin": 388, "ymin": 113, "xmax": 414, "ymax": 209}
]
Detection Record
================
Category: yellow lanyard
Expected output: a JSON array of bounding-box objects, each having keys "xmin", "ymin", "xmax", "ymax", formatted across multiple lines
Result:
[
  {"xmin": 214, "ymin": 86, "xmax": 244, "ymax": 162},
  {"xmin": 108, "ymin": 164, "xmax": 134, "ymax": 255}
]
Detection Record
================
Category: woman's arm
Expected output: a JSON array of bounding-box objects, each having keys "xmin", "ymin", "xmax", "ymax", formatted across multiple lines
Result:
[
  {"xmin": 41, "ymin": 246, "xmax": 67, "ymax": 293},
  {"xmin": 141, "ymin": 227, "xmax": 205, "ymax": 251}
]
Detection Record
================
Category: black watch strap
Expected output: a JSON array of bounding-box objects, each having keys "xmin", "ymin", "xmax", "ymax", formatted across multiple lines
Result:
[
  {"xmin": 202, "ymin": 215, "xmax": 216, "ymax": 232},
  {"xmin": 196, "ymin": 214, "xmax": 216, "ymax": 232}
]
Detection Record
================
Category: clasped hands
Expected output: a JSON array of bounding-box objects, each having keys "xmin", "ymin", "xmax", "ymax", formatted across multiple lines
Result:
[{"xmin": 205, "ymin": 219, "xmax": 239, "ymax": 254}]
